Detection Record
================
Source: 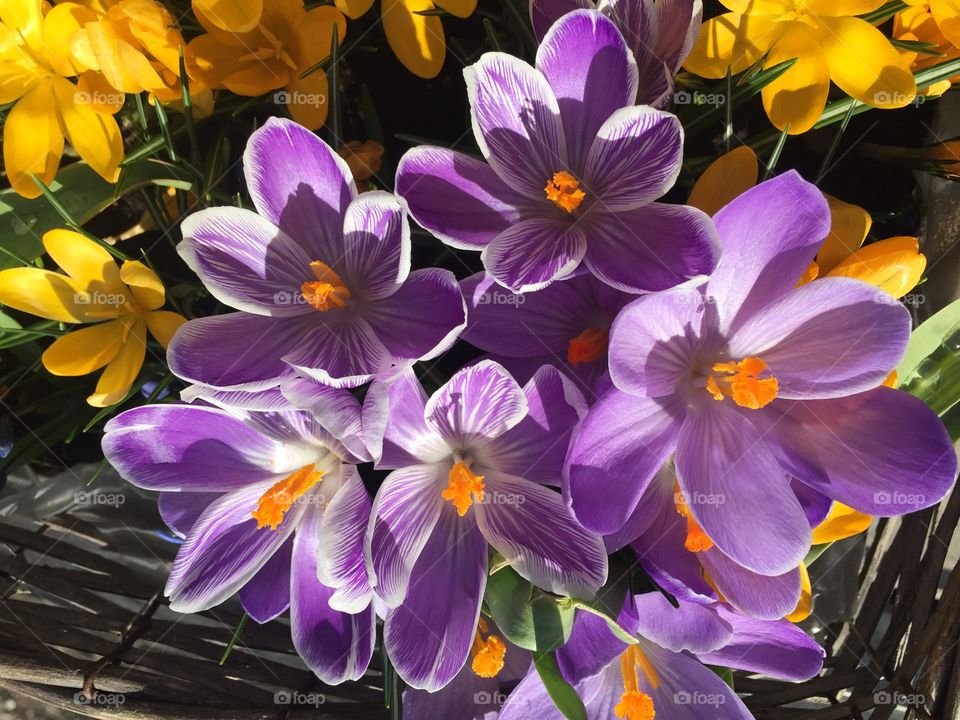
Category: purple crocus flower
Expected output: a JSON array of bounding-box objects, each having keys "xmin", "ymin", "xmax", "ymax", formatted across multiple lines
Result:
[
  {"xmin": 530, "ymin": 0, "xmax": 703, "ymax": 108},
  {"xmin": 461, "ymin": 271, "xmax": 633, "ymax": 400},
  {"xmin": 168, "ymin": 117, "xmax": 466, "ymax": 395},
  {"xmin": 395, "ymin": 10, "xmax": 718, "ymax": 294},
  {"xmin": 362, "ymin": 360, "xmax": 607, "ymax": 690},
  {"xmin": 499, "ymin": 594, "xmax": 822, "ymax": 720},
  {"xmin": 566, "ymin": 171, "xmax": 958, "ymax": 578},
  {"xmin": 102, "ymin": 387, "xmax": 374, "ymax": 684}
]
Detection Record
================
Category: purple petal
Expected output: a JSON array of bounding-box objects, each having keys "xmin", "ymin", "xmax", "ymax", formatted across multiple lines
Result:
[
  {"xmin": 699, "ymin": 549, "xmax": 802, "ymax": 620},
  {"xmin": 103, "ymin": 404, "xmax": 282, "ymax": 491},
  {"xmin": 383, "ymin": 507, "xmax": 487, "ymax": 691},
  {"xmin": 282, "ymin": 314, "xmax": 391, "ymax": 388},
  {"xmin": 158, "ymin": 491, "xmax": 220, "ymax": 537},
  {"xmin": 244, "ymin": 116, "xmax": 355, "ymax": 262},
  {"xmin": 565, "ymin": 388, "xmax": 683, "ymax": 534},
  {"xmin": 239, "ymin": 537, "xmax": 293, "ymax": 623},
  {"xmin": 582, "ymin": 105, "xmax": 683, "ymax": 210},
  {"xmin": 167, "ymin": 312, "xmax": 301, "ymax": 391},
  {"xmin": 608, "ymin": 287, "xmax": 712, "ymax": 397},
  {"xmin": 281, "ymin": 376, "xmax": 369, "ymax": 462},
  {"xmin": 166, "ymin": 480, "xmax": 302, "ymax": 613},
  {"xmin": 476, "ymin": 471, "xmax": 607, "ymax": 597},
  {"xmin": 653, "ymin": 0, "xmax": 703, "ymax": 71},
  {"xmin": 178, "ymin": 208, "xmax": 312, "ymax": 316},
  {"xmin": 498, "ymin": 668, "xmax": 568, "ymax": 720},
  {"xmin": 728, "ymin": 277, "xmax": 909, "ymax": 399},
  {"xmin": 706, "ymin": 172, "xmax": 831, "ymax": 334},
  {"xmin": 767, "ymin": 387, "xmax": 957, "ymax": 515},
  {"xmin": 794, "ymin": 479, "xmax": 833, "ymax": 528},
  {"xmin": 291, "ymin": 505, "xmax": 374, "ymax": 683},
  {"xmin": 402, "ymin": 665, "xmax": 502, "ymax": 720},
  {"xmin": 180, "ymin": 384, "xmax": 290, "ymax": 411},
  {"xmin": 584, "ymin": 202, "xmax": 720, "ymax": 293},
  {"xmin": 556, "ymin": 610, "xmax": 628, "ymax": 684},
  {"xmin": 364, "ymin": 268, "xmax": 467, "ymax": 363},
  {"xmin": 424, "ymin": 361, "xmax": 528, "ymax": 446},
  {"xmin": 631, "ymin": 591, "xmax": 733, "ymax": 654},
  {"xmin": 395, "ymin": 147, "xmax": 525, "ymax": 249},
  {"xmin": 536, "ymin": 11, "xmax": 638, "ymax": 169},
  {"xmin": 340, "ymin": 190, "xmax": 410, "ymax": 300},
  {"xmin": 675, "ymin": 402, "xmax": 811, "ymax": 575},
  {"xmin": 603, "ymin": 464, "xmax": 677, "ymax": 552},
  {"xmin": 699, "ymin": 605, "xmax": 824, "ymax": 681},
  {"xmin": 366, "ymin": 464, "xmax": 448, "ymax": 606},
  {"xmin": 465, "ymin": 52, "xmax": 566, "ymax": 197},
  {"xmin": 482, "ymin": 218, "xmax": 587, "ymax": 293},
  {"xmin": 317, "ymin": 467, "xmax": 374, "ymax": 613},
  {"xmin": 530, "ymin": 0, "xmax": 595, "ymax": 40}
]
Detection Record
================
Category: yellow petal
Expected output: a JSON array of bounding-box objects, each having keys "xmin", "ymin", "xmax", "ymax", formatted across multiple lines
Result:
[
  {"xmin": 51, "ymin": 76, "xmax": 123, "ymax": 184},
  {"xmin": 0, "ymin": 51, "xmax": 37, "ymax": 104},
  {"xmin": 382, "ymin": 0, "xmax": 446, "ymax": 80},
  {"xmin": 292, "ymin": 5, "xmax": 346, "ymax": 70},
  {"xmin": 222, "ymin": 61, "xmax": 290, "ymax": 96},
  {"xmin": 42, "ymin": 320, "xmax": 124, "ymax": 375},
  {"xmin": 119, "ymin": 259, "xmax": 165, "ymax": 309},
  {"xmin": 88, "ymin": 317, "xmax": 147, "ymax": 406},
  {"xmin": 3, "ymin": 78, "xmax": 64, "ymax": 199},
  {"xmin": 688, "ymin": 146, "xmax": 758, "ymax": 216},
  {"xmin": 146, "ymin": 310, "xmax": 187, "ymax": 348},
  {"xmin": 818, "ymin": 194, "xmax": 872, "ymax": 273},
  {"xmin": 827, "ymin": 236, "xmax": 926, "ymax": 298},
  {"xmin": 70, "ymin": 26, "xmax": 99, "ymax": 71},
  {"xmin": 76, "ymin": 72, "xmax": 125, "ymax": 114},
  {"xmin": 806, "ymin": 0, "xmax": 886, "ymax": 14},
  {"xmin": 761, "ymin": 23, "xmax": 830, "ymax": 135},
  {"xmin": 42, "ymin": 229, "xmax": 121, "ymax": 288},
  {"xmin": 434, "ymin": 0, "xmax": 477, "ymax": 18},
  {"xmin": 0, "ymin": 0, "xmax": 44, "ymax": 55},
  {"xmin": 283, "ymin": 69, "xmax": 329, "ymax": 131},
  {"xmin": 718, "ymin": 0, "xmax": 789, "ymax": 13},
  {"xmin": 0, "ymin": 267, "xmax": 87, "ymax": 322},
  {"xmin": 120, "ymin": 0, "xmax": 185, "ymax": 78},
  {"xmin": 42, "ymin": 2, "xmax": 98, "ymax": 76},
  {"xmin": 683, "ymin": 12, "xmax": 783, "ymax": 79},
  {"xmin": 931, "ymin": 0, "xmax": 960, "ymax": 47},
  {"xmin": 785, "ymin": 563, "xmax": 812, "ymax": 623},
  {"xmin": 84, "ymin": 11, "xmax": 167, "ymax": 94},
  {"xmin": 884, "ymin": 369, "xmax": 898, "ymax": 388},
  {"xmin": 192, "ymin": 0, "xmax": 262, "ymax": 32},
  {"xmin": 335, "ymin": 0, "xmax": 374, "ymax": 17},
  {"xmin": 811, "ymin": 503, "xmax": 873, "ymax": 544},
  {"xmin": 797, "ymin": 260, "xmax": 819, "ymax": 286},
  {"xmin": 820, "ymin": 16, "xmax": 917, "ymax": 108},
  {"xmin": 185, "ymin": 33, "xmax": 247, "ymax": 88}
]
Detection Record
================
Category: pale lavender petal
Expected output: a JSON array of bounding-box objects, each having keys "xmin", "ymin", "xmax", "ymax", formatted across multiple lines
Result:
[
  {"xmin": 178, "ymin": 208, "xmax": 312, "ymax": 316},
  {"xmin": 103, "ymin": 405, "xmax": 283, "ymax": 491},
  {"xmin": 402, "ymin": 666, "xmax": 501, "ymax": 720},
  {"xmin": 603, "ymin": 465, "xmax": 676, "ymax": 552},
  {"xmin": 317, "ymin": 467, "xmax": 374, "ymax": 613},
  {"xmin": 158, "ymin": 491, "xmax": 220, "ymax": 537},
  {"xmin": 291, "ymin": 505, "xmax": 374, "ymax": 683},
  {"xmin": 536, "ymin": 11, "xmax": 638, "ymax": 168},
  {"xmin": 565, "ymin": 389, "xmax": 684, "ymax": 534},
  {"xmin": 584, "ymin": 202, "xmax": 720, "ymax": 293},
  {"xmin": 675, "ymin": 402, "xmax": 811, "ymax": 575},
  {"xmin": 424, "ymin": 361, "xmax": 528, "ymax": 446},
  {"xmin": 244, "ymin": 116, "xmax": 356, "ymax": 262},
  {"xmin": 395, "ymin": 147, "xmax": 525, "ymax": 250},
  {"xmin": 581, "ymin": 105, "xmax": 683, "ymax": 210},
  {"xmin": 282, "ymin": 313, "xmax": 391, "ymax": 388},
  {"xmin": 498, "ymin": 668, "xmax": 568, "ymax": 720},
  {"xmin": 706, "ymin": 172, "xmax": 830, "ymax": 334},
  {"xmin": 281, "ymin": 376, "xmax": 369, "ymax": 462},
  {"xmin": 699, "ymin": 549, "xmax": 802, "ymax": 621},
  {"xmin": 383, "ymin": 506, "xmax": 487, "ymax": 691},
  {"xmin": 556, "ymin": 609, "xmax": 628, "ymax": 684},
  {"xmin": 180, "ymin": 384, "xmax": 290, "ymax": 411},
  {"xmin": 728, "ymin": 278, "xmax": 909, "ymax": 399},
  {"xmin": 655, "ymin": 0, "xmax": 703, "ymax": 70},
  {"xmin": 366, "ymin": 464, "xmax": 448, "ymax": 607},
  {"xmin": 476, "ymin": 470, "xmax": 607, "ymax": 597},
  {"xmin": 766, "ymin": 387, "xmax": 957, "ymax": 515},
  {"xmin": 482, "ymin": 217, "xmax": 587, "ymax": 293},
  {"xmin": 631, "ymin": 591, "xmax": 733, "ymax": 653},
  {"xmin": 340, "ymin": 190, "xmax": 410, "ymax": 300},
  {"xmin": 239, "ymin": 537, "xmax": 293, "ymax": 623},
  {"xmin": 530, "ymin": 0, "xmax": 595, "ymax": 40},
  {"xmin": 465, "ymin": 52, "xmax": 566, "ymax": 196},
  {"xmin": 365, "ymin": 268, "xmax": 467, "ymax": 363}
]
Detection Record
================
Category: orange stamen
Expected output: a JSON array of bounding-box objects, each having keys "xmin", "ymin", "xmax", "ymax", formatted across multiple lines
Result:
[
  {"xmin": 705, "ymin": 356, "xmax": 778, "ymax": 409},
  {"xmin": 470, "ymin": 618, "xmax": 506, "ymax": 678},
  {"xmin": 674, "ymin": 485, "xmax": 714, "ymax": 552},
  {"xmin": 442, "ymin": 461, "xmax": 485, "ymax": 516},
  {"xmin": 545, "ymin": 171, "xmax": 585, "ymax": 213},
  {"xmin": 616, "ymin": 646, "xmax": 658, "ymax": 720},
  {"xmin": 301, "ymin": 261, "xmax": 351, "ymax": 311},
  {"xmin": 251, "ymin": 464, "xmax": 324, "ymax": 530},
  {"xmin": 567, "ymin": 327, "xmax": 609, "ymax": 366}
]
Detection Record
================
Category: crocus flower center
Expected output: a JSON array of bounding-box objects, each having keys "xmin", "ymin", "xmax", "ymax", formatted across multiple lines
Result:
[
  {"xmin": 251, "ymin": 464, "xmax": 325, "ymax": 530},
  {"xmin": 545, "ymin": 171, "xmax": 585, "ymax": 213},
  {"xmin": 705, "ymin": 356, "xmax": 779, "ymax": 409},
  {"xmin": 674, "ymin": 485, "xmax": 714, "ymax": 552},
  {"xmin": 567, "ymin": 327, "xmax": 608, "ymax": 366},
  {"xmin": 616, "ymin": 645, "xmax": 658, "ymax": 720},
  {"xmin": 241, "ymin": 24, "xmax": 298, "ymax": 70},
  {"xmin": 470, "ymin": 617, "xmax": 506, "ymax": 678},
  {"xmin": 442, "ymin": 461, "xmax": 485, "ymax": 516},
  {"xmin": 301, "ymin": 260, "xmax": 351, "ymax": 312}
]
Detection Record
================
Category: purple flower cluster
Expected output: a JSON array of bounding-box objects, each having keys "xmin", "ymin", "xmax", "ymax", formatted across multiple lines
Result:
[{"xmin": 100, "ymin": 2, "xmax": 957, "ymax": 718}]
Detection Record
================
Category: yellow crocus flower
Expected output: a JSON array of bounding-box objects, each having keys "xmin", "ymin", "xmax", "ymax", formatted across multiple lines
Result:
[
  {"xmin": 186, "ymin": 0, "xmax": 345, "ymax": 130},
  {"xmin": 894, "ymin": 1, "xmax": 960, "ymax": 97},
  {"xmin": 0, "ymin": 230, "xmax": 186, "ymax": 407},
  {"xmin": 684, "ymin": 0, "xmax": 917, "ymax": 135},
  {"xmin": 0, "ymin": 0, "xmax": 123, "ymax": 198},
  {"xmin": 192, "ymin": 0, "xmax": 263, "ymax": 32}
]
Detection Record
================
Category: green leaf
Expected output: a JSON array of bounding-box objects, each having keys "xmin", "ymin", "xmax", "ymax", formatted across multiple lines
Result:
[
  {"xmin": 485, "ymin": 566, "xmax": 574, "ymax": 652},
  {"xmin": 533, "ymin": 652, "xmax": 588, "ymax": 720},
  {"xmin": 804, "ymin": 542, "xmax": 832, "ymax": 567},
  {"xmin": 0, "ymin": 159, "xmax": 194, "ymax": 269},
  {"xmin": 709, "ymin": 665, "xmax": 736, "ymax": 690},
  {"xmin": 898, "ymin": 297, "xmax": 960, "ymax": 381},
  {"xmin": 861, "ymin": 0, "xmax": 908, "ymax": 25}
]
